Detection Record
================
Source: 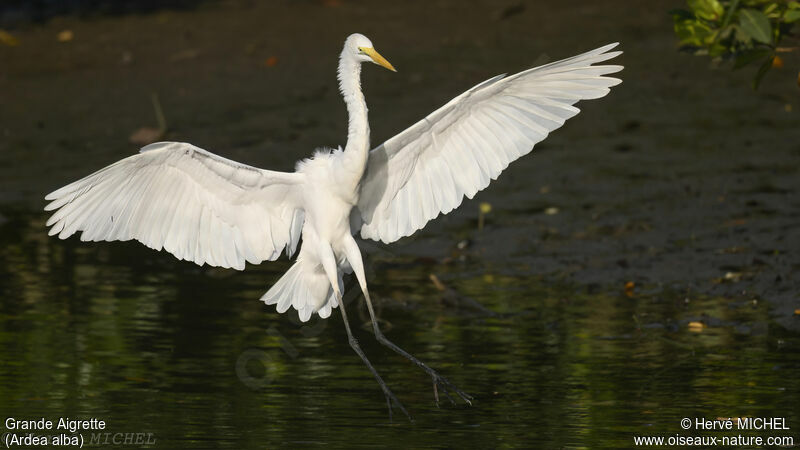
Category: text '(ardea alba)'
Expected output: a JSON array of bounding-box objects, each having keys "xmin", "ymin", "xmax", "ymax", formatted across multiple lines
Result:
[{"xmin": 45, "ymin": 33, "xmax": 622, "ymax": 419}]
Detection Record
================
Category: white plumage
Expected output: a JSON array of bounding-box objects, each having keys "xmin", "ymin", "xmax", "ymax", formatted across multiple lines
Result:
[
  {"xmin": 45, "ymin": 36, "xmax": 622, "ymax": 324},
  {"xmin": 45, "ymin": 142, "xmax": 304, "ymax": 270},
  {"xmin": 45, "ymin": 33, "xmax": 623, "ymax": 416},
  {"xmin": 357, "ymin": 43, "xmax": 622, "ymax": 243}
]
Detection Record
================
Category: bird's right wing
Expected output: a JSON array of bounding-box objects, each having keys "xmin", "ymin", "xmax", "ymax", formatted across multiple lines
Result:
[
  {"xmin": 355, "ymin": 43, "xmax": 622, "ymax": 244},
  {"xmin": 45, "ymin": 141, "xmax": 305, "ymax": 270}
]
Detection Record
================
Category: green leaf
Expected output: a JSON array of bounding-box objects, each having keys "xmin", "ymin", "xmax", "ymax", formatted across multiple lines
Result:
[
  {"xmin": 752, "ymin": 55, "xmax": 773, "ymax": 90},
  {"xmin": 709, "ymin": 42, "xmax": 728, "ymax": 58},
  {"xmin": 718, "ymin": 24, "xmax": 736, "ymax": 40},
  {"xmin": 763, "ymin": 3, "xmax": 778, "ymax": 16},
  {"xmin": 703, "ymin": 28, "xmax": 721, "ymax": 45},
  {"xmin": 731, "ymin": 24, "xmax": 752, "ymax": 44},
  {"xmin": 739, "ymin": 9, "xmax": 773, "ymax": 44},
  {"xmin": 720, "ymin": 0, "xmax": 741, "ymax": 27},
  {"xmin": 675, "ymin": 19, "xmax": 714, "ymax": 46},
  {"xmin": 785, "ymin": 10, "xmax": 800, "ymax": 22},
  {"xmin": 734, "ymin": 48, "xmax": 771, "ymax": 69},
  {"xmin": 688, "ymin": 0, "xmax": 725, "ymax": 20}
]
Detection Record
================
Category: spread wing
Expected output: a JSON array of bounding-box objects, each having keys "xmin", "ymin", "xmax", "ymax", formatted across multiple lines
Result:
[
  {"xmin": 355, "ymin": 43, "xmax": 623, "ymax": 243},
  {"xmin": 45, "ymin": 141, "xmax": 305, "ymax": 270}
]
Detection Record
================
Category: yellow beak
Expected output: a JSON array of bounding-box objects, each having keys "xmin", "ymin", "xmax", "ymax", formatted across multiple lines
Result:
[{"xmin": 360, "ymin": 47, "xmax": 397, "ymax": 72}]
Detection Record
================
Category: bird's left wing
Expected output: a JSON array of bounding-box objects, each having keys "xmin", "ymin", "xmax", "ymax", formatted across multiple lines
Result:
[
  {"xmin": 45, "ymin": 141, "xmax": 305, "ymax": 270},
  {"xmin": 355, "ymin": 43, "xmax": 622, "ymax": 244}
]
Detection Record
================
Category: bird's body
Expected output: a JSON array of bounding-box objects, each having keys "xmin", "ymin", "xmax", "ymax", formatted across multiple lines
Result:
[
  {"xmin": 44, "ymin": 33, "xmax": 622, "ymax": 418},
  {"xmin": 268, "ymin": 147, "xmax": 361, "ymax": 321}
]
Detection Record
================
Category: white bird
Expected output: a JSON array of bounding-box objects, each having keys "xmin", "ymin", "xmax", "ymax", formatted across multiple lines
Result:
[{"xmin": 44, "ymin": 33, "xmax": 622, "ymax": 419}]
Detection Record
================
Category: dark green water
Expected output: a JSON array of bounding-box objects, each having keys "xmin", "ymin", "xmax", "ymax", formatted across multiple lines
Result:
[{"xmin": 1, "ymin": 211, "xmax": 798, "ymax": 448}]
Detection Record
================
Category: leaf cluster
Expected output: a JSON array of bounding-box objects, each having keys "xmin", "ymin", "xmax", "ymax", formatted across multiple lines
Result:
[{"xmin": 672, "ymin": 0, "xmax": 799, "ymax": 88}]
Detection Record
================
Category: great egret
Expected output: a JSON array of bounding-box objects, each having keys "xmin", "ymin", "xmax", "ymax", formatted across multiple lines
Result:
[{"xmin": 45, "ymin": 33, "xmax": 622, "ymax": 419}]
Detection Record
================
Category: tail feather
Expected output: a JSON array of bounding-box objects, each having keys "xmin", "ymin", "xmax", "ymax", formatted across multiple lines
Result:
[{"xmin": 261, "ymin": 258, "xmax": 341, "ymax": 322}]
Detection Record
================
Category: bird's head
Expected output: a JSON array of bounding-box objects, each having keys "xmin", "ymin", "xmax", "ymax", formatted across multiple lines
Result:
[{"xmin": 345, "ymin": 33, "xmax": 396, "ymax": 72}]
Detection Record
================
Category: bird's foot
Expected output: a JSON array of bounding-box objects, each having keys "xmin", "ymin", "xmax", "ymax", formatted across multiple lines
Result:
[
  {"xmin": 380, "ymin": 384, "xmax": 412, "ymax": 422},
  {"xmin": 373, "ymin": 331, "xmax": 473, "ymax": 408},
  {"xmin": 430, "ymin": 370, "xmax": 473, "ymax": 407}
]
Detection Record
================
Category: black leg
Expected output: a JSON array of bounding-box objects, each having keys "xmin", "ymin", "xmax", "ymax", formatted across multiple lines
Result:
[
  {"xmin": 362, "ymin": 290, "xmax": 473, "ymax": 407},
  {"xmin": 338, "ymin": 293, "xmax": 412, "ymax": 422}
]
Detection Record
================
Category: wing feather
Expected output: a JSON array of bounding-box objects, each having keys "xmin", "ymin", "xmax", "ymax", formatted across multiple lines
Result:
[
  {"xmin": 44, "ymin": 141, "xmax": 305, "ymax": 270},
  {"xmin": 357, "ymin": 43, "xmax": 622, "ymax": 243}
]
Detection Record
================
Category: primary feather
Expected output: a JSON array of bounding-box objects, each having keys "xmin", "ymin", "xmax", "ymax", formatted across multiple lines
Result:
[
  {"xmin": 355, "ymin": 43, "xmax": 622, "ymax": 244},
  {"xmin": 45, "ymin": 141, "xmax": 304, "ymax": 270}
]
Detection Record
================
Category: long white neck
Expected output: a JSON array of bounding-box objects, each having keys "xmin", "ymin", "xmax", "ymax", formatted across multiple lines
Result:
[{"xmin": 337, "ymin": 50, "xmax": 370, "ymax": 180}]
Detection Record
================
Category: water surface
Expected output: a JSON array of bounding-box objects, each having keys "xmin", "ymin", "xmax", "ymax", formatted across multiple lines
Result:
[{"xmin": 1, "ymin": 211, "xmax": 797, "ymax": 448}]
